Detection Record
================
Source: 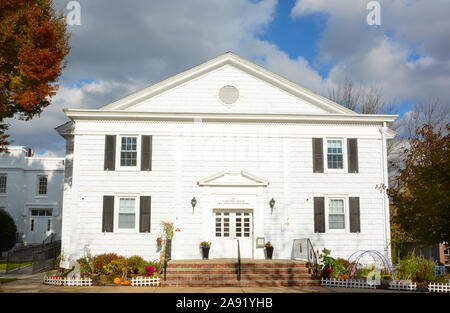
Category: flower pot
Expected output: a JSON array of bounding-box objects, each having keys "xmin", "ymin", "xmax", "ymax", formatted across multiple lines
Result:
[
  {"xmin": 265, "ymin": 246, "xmax": 273, "ymax": 259},
  {"xmin": 201, "ymin": 247, "xmax": 210, "ymax": 260}
]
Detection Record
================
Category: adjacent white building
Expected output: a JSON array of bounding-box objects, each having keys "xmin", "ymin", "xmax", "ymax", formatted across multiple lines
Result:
[
  {"xmin": 0, "ymin": 146, "xmax": 64, "ymax": 245},
  {"xmin": 57, "ymin": 52, "xmax": 397, "ymax": 262}
]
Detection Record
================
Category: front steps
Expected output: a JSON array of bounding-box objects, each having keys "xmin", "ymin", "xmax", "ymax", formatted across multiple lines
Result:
[{"xmin": 162, "ymin": 259, "xmax": 320, "ymax": 287}]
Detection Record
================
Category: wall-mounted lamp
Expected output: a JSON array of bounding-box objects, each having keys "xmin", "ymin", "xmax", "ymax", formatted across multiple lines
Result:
[
  {"xmin": 191, "ymin": 197, "xmax": 197, "ymax": 213},
  {"xmin": 269, "ymin": 198, "xmax": 275, "ymax": 213}
]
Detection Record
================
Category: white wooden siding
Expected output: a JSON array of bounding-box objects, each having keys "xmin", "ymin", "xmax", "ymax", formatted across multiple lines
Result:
[
  {"xmin": 129, "ymin": 65, "xmax": 330, "ymax": 114},
  {"xmin": 61, "ymin": 119, "xmax": 390, "ymax": 261}
]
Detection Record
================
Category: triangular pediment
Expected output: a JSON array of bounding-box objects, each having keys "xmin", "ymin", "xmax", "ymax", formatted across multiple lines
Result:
[
  {"xmin": 99, "ymin": 52, "xmax": 356, "ymax": 115},
  {"xmin": 197, "ymin": 171, "xmax": 269, "ymax": 187}
]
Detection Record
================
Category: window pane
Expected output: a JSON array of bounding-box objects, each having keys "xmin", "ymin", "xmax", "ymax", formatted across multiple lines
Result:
[
  {"xmin": 38, "ymin": 176, "xmax": 48, "ymax": 194},
  {"xmin": 329, "ymin": 199, "xmax": 344, "ymax": 214},
  {"xmin": 119, "ymin": 214, "xmax": 135, "ymax": 229},
  {"xmin": 327, "ymin": 140, "xmax": 343, "ymax": 169},
  {"xmin": 119, "ymin": 198, "xmax": 135, "ymax": 213},
  {"xmin": 0, "ymin": 175, "xmax": 7, "ymax": 193},
  {"xmin": 329, "ymin": 214, "xmax": 345, "ymax": 229},
  {"xmin": 120, "ymin": 137, "xmax": 137, "ymax": 166}
]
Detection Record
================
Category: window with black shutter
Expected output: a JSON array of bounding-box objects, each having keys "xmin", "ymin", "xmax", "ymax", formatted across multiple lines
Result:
[
  {"xmin": 314, "ymin": 197, "xmax": 325, "ymax": 233},
  {"xmin": 349, "ymin": 197, "xmax": 361, "ymax": 233},
  {"xmin": 104, "ymin": 135, "xmax": 116, "ymax": 171},
  {"xmin": 347, "ymin": 138, "xmax": 359, "ymax": 173},
  {"xmin": 312, "ymin": 138, "xmax": 324, "ymax": 173},
  {"xmin": 102, "ymin": 195, "xmax": 114, "ymax": 232},
  {"xmin": 139, "ymin": 196, "xmax": 151, "ymax": 232},
  {"xmin": 141, "ymin": 135, "xmax": 152, "ymax": 171}
]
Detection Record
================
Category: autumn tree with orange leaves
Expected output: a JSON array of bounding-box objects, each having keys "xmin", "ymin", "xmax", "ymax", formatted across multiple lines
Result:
[
  {"xmin": 0, "ymin": 0, "xmax": 70, "ymax": 151},
  {"xmin": 388, "ymin": 124, "xmax": 450, "ymax": 245}
]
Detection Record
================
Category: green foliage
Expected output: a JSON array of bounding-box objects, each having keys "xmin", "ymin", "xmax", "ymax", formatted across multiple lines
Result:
[
  {"xmin": 91, "ymin": 253, "xmax": 121, "ymax": 275},
  {"xmin": 103, "ymin": 257, "xmax": 127, "ymax": 277},
  {"xmin": 147, "ymin": 260, "xmax": 163, "ymax": 275},
  {"xmin": 126, "ymin": 255, "xmax": 146, "ymax": 275},
  {"xmin": 77, "ymin": 257, "xmax": 93, "ymax": 277},
  {"xmin": 388, "ymin": 124, "xmax": 450, "ymax": 245},
  {"xmin": 0, "ymin": 209, "xmax": 17, "ymax": 253},
  {"xmin": 395, "ymin": 251, "xmax": 435, "ymax": 283},
  {"xmin": 162, "ymin": 221, "xmax": 174, "ymax": 239},
  {"xmin": 319, "ymin": 249, "xmax": 346, "ymax": 278}
]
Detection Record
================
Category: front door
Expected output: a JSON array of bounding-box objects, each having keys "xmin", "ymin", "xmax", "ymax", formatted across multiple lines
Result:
[
  {"xmin": 28, "ymin": 209, "xmax": 52, "ymax": 243},
  {"xmin": 213, "ymin": 210, "xmax": 253, "ymax": 258}
]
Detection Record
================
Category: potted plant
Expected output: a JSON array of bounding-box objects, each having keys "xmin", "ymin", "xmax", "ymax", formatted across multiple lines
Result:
[
  {"xmin": 200, "ymin": 241, "xmax": 211, "ymax": 259},
  {"xmin": 265, "ymin": 242, "xmax": 273, "ymax": 260},
  {"xmin": 162, "ymin": 221, "xmax": 174, "ymax": 260}
]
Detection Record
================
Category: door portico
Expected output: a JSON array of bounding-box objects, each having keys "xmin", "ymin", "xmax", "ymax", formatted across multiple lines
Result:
[{"xmin": 197, "ymin": 171, "xmax": 269, "ymax": 259}]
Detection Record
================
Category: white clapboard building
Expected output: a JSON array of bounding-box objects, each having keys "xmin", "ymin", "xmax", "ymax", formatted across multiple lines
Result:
[
  {"xmin": 0, "ymin": 146, "xmax": 64, "ymax": 245},
  {"xmin": 56, "ymin": 52, "xmax": 397, "ymax": 262}
]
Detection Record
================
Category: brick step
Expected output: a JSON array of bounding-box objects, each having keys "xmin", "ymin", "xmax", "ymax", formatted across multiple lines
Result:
[
  {"xmin": 162, "ymin": 279, "xmax": 320, "ymax": 287},
  {"xmin": 166, "ymin": 268, "xmax": 311, "ymax": 275},
  {"xmin": 165, "ymin": 273, "xmax": 314, "ymax": 281},
  {"xmin": 166, "ymin": 262, "xmax": 308, "ymax": 269}
]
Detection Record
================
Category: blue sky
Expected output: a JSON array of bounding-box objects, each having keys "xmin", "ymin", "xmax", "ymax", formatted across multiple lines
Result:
[
  {"xmin": 257, "ymin": 0, "xmax": 329, "ymax": 76},
  {"xmin": 6, "ymin": 0, "xmax": 450, "ymax": 156}
]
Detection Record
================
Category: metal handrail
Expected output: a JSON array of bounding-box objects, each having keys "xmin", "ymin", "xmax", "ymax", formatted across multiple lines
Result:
[
  {"xmin": 306, "ymin": 239, "xmax": 319, "ymax": 278},
  {"xmin": 237, "ymin": 239, "xmax": 241, "ymax": 281}
]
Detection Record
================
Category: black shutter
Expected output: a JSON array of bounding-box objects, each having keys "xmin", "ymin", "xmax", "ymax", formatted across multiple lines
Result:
[
  {"xmin": 312, "ymin": 138, "xmax": 324, "ymax": 173},
  {"xmin": 102, "ymin": 195, "xmax": 114, "ymax": 232},
  {"xmin": 347, "ymin": 138, "xmax": 359, "ymax": 173},
  {"xmin": 139, "ymin": 196, "xmax": 151, "ymax": 233},
  {"xmin": 314, "ymin": 197, "xmax": 325, "ymax": 233},
  {"xmin": 141, "ymin": 135, "xmax": 152, "ymax": 171},
  {"xmin": 349, "ymin": 197, "xmax": 361, "ymax": 233},
  {"xmin": 104, "ymin": 135, "xmax": 116, "ymax": 171}
]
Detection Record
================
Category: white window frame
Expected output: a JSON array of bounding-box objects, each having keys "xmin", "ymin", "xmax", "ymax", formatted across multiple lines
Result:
[
  {"xmin": 36, "ymin": 175, "xmax": 48, "ymax": 197},
  {"xmin": 116, "ymin": 135, "xmax": 140, "ymax": 171},
  {"xmin": 114, "ymin": 195, "xmax": 139, "ymax": 233},
  {"xmin": 0, "ymin": 174, "xmax": 7, "ymax": 194},
  {"xmin": 324, "ymin": 196, "xmax": 349, "ymax": 233},
  {"xmin": 323, "ymin": 138, "xmax": 347, "ymax": 173}
]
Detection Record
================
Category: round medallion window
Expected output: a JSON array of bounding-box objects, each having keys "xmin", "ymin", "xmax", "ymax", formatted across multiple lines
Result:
[{"xmin": 219, "ymin": 85, "xmax": 239, "ymax": 105}]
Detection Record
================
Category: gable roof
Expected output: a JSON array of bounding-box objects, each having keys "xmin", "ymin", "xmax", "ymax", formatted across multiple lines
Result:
[{"xmin": 99, "ymin": 52, "xmax": 355, "ymax": 114}]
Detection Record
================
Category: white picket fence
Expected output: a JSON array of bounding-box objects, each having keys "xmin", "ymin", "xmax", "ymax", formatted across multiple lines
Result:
[
  {"xmin": 321, "ymin": 278, "xmax": 378, "ymax": 289},
  {"xmin": 428, "ymin": 282, "xmax": 450, "ymax": 293},
  {"xmin": 388, "ymin": 281, "xmax": 417, "ymax": 291},
  {"xmin": 130, "ymin": 276, "xmax": 160, "ymax": 287},
  {"xmin": 44, "ymin": 276, "xmax": 92, "ymax": 287}
]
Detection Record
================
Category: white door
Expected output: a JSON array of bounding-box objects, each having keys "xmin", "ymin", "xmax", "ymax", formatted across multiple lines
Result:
[
  {"xmin": 212, "ymin": 210, "xmax": 253, "ymax": 259},
  {"xmin": 28, "ymin": 209, "xmax": 52, "ymax": 243}
]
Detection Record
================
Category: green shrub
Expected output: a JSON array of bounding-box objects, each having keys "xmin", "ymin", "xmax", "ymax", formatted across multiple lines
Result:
[
  {"xmin": 92, "ymin": 253, "xmax": 121, "ymax": 275},
  {"xmin": 126, "ymin": 255, "xmax": 146, "ymax": 275},
  {"xmin": 77, "ymin": 257, "xmax": 93, "ymax": 277},
  {"xmin": 0, "ymin": 209, "xmax": 17, "ymax": 253},
  {"xmin": 147, "ymin": 260, "xmax": 163, "ymax": 275},
  {"xmin": 103, "ymin": 257, "xmax": 127, "ymax": 277},
  {"xmin": 395, "ymin": 252, "xmax": 435, "ymax": 283},
  {"xmin": 319, "ymin": 249, "xmax": 346, "ymax": 278}
]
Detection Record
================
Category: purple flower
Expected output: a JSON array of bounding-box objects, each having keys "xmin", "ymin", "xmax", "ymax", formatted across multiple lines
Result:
[
  {"xmin": 142, "ymin": 265, "xmax": 155, "ymax": 277},
  {"xmin": 321, "ymin": 267, "xmax": 332, "ymax": 279}
]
